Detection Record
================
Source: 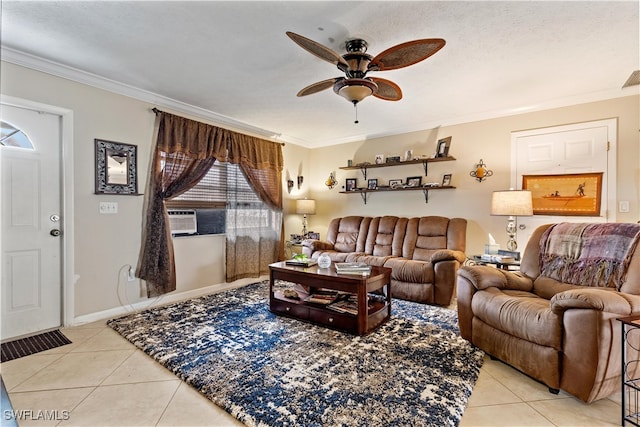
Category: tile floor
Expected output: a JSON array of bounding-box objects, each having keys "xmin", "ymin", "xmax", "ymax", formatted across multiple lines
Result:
[{"xmin": 1, "ymin": 313, "xmax": 623, "ymax": 426}]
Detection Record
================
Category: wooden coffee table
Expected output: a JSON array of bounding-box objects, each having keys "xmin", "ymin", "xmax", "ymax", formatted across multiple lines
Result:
[{"xmin": 268, "ymin": 261, "xmax": 392, "ymax": 335}]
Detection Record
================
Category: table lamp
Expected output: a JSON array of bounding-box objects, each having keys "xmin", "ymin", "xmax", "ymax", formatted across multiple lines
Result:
[
  {"xmin": 295, "ymin": 199, "xmax": 316, "ymax": 237},
  {"xmin": 491, "ymin": 190, "xmax": 533, "ymax": 251}
]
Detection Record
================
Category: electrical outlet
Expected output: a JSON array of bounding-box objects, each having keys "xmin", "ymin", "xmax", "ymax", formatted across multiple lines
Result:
[{"xmin": 127, "ymin": 266, "xmax": 136, "ymax": 282}]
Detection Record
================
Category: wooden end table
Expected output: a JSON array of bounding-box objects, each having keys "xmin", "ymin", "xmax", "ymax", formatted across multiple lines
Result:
[{"xmin": 268, "ymin": 261, "xmax": 392, "ymax": 335}]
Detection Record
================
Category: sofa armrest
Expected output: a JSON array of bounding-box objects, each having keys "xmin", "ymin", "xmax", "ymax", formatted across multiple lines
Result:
[
  {"xmin": 550, "ymin": 289, "xmax": 636, "ymax": 315},
  {"xmin": 457, "ymin": 265, "xmax": 533, "ymax": 291},
  {"xmin": 431, "ymin": 249, "xmax": 466, "ymax": 264},
  {"xmin": 301, "ymin": 239, "xmax": 334, "ymax": 255}
]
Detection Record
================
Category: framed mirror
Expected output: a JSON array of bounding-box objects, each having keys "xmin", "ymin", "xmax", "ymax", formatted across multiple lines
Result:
[{"xmin": 95, "ymin": 139, "xmax": 138, "ymax": 195}]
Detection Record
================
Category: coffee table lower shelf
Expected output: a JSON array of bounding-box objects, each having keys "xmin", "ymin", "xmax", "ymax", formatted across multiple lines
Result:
[
  {"xmin": 270, "ymin": 292, "xmax": 390, "ymax": 335},
  {"xmin": 268, "ymin": 262, "xmax": 392, "ymax": 335}
]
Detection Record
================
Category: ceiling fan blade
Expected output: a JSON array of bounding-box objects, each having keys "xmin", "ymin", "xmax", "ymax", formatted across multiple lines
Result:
[
  {"xmin": 286, "ymin": 32, "xmax": 349, "ymax": 69},
  {"xmin": 369, "ymin": 39, "xmax": 446, "ymax": 71},
  {"xmin": 297, "ymin": 78, "xmax": 342, "ymax": 97},
  {"xmin": 370, "ymin": 77, "xmax": 402, "ymax": 101}
]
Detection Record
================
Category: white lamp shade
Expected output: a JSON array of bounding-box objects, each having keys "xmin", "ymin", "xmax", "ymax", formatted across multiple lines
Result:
[
  {"xmin": 491, "ymin": 190, "xmax": 533, "ymax": 216},
  {"xmin": 296, "ymin": 199, "xmax": 316, "ymax": 215}
]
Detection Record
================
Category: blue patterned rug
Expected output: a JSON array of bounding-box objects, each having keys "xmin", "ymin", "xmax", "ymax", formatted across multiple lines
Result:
[{"xmin": 107, "ymin": 281, "xmax": 484, "ymax": 427}]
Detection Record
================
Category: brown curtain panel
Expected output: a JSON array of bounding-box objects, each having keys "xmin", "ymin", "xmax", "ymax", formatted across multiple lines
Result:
[
  {"xmin": 137, "ymin": 111, "xmax": 284, "ymax": 296},
  {"xmin": 136, "ymin": 112, "xmax": 228, "ymax": 297}
]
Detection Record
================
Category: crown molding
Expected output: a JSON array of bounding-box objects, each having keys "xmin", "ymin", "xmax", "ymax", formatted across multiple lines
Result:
[
  {"xmin": 2, "ymin": 46, "xmax": 636, "ymax": 150},
  {"xmin": 0, "ymin": 47, "xmax": 305, "ymax": 145}
]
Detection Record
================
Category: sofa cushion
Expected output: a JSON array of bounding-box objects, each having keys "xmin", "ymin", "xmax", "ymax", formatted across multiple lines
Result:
[
  {"xmin": 404, "ymin": 217, "xmax": 451, "ymax": 261},
  {"xmin": 471, "ymin": 287, "xmax": 562, "ymax": 350},
  {"xmin": 383, "ymin": 258, "xmax": 434, "ymax": 284},
  {"xmin": 316, "ymin": 251, "xmax": 353, "ymax": 263},
  {"xmin": 326, "ymin": 216, "xmax": 370, "ymax": 253},
  {"xmin": 349, "ymin": 254, "xmax": 392, "ymax": 267},
  {"xmin": 364, "ymin": 216, "xmax": 408, "ymax": 257}
]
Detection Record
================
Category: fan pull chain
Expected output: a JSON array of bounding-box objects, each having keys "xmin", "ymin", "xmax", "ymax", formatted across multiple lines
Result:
[{"xmin": 353, "ymin": 101, "xmax": 359, "ymax": 124}]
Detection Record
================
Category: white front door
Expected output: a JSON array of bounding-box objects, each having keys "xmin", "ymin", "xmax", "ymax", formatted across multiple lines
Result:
[
  {"xmin": 1, "ymin": 104, "xmax": 62, "ymax": 339},
  {"xmin": 511, "ymin": 119, "xmax": 616, "ymax": 253}
]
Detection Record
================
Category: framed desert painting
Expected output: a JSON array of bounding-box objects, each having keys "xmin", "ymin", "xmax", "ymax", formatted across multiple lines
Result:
[{"xmin": 522, "ymin": 172, "xmax": 603, "ymax": 216}]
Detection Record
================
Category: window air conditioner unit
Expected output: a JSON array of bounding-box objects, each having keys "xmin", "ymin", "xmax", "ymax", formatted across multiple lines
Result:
[{"xmin": 167, "ymin": 209, "xmax": 197, "ymax": 235}]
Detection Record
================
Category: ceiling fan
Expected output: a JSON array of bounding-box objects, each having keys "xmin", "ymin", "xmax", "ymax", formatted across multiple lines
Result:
[{"xmin": 286, "ymin": 31, "xmax": 446, "ymax": 111}]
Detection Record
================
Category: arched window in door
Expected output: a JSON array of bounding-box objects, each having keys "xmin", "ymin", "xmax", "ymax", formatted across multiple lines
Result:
[{"xmin": 0, "ymin": 121, "xmax": 35, "ymax": 150}]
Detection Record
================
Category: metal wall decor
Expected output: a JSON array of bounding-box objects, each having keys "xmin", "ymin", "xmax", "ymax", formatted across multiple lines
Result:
[
  {"xmin": 95, "ymin": 139, "xmax": 138, "ymax": 194},
  {"xmin": 469, "ymin": 159, "xmax": 493, "ymax": 182},
  {"xmin": 325, "ymin": 172, "xmax": 337, "ymax": 189}
]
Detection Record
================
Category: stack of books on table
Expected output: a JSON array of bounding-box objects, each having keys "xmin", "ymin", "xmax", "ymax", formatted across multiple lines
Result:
[
  {"xmin": 305, "ymin": 290, "xmax": 340, "ymax": 305},
  {"xmin": 334, "ymin": 262, "xmax": 371, "ymax": 275},
  {"xmin": 327, "ymin": 294, "xmax": 377, "ymax": 315},
  {"xmin": 285, "ymin": 258, "xmax": 317, "ymax": 267},
  {"xmin": 328, "ymin": 296, "xmax": 359, "ymax": 315},
  {"xmin": 480, "ymin": 254, "xmax": 516, "ymax": 263}
]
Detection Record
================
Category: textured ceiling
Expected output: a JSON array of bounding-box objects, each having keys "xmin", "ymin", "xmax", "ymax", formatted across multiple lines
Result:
[{"xmin": 1, "ymin": 1, "xmax": 638, "ymax": 148}]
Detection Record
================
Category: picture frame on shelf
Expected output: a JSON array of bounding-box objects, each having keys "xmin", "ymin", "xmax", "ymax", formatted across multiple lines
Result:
[
  {"xmin": 375, "ymin": 154, "xmax": 384, "ymax": 164},
  {"xmin": 386, "ymin": 155, "xmax": 401, "ymax": 163},
  {"xmin": 404, "ymin": 149, "xmax": 414, "ymax": 161},
  {"xmin": 345, "ymin": 178, "xmax": 357, "ymax": 191},
  {"xmin": 367, "ymin": 178, "xmax": 378, "ymax": 190},
  {"xmin": 389, "ymin": 179, "xmax": 403, "ymax": 189},
  {"xmin": 406, "ymin": 176, "xmax": 422, "ymax": 187},
  {"xmin": 436, "ymin": 136, "xmax": 452, "ymax": 158},
  {"xmin": 442, "ymin": 173, "xmax": 452, "ymax": 186}
]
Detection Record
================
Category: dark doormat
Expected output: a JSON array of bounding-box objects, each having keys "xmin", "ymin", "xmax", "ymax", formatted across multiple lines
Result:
[{"xmin": 1, "ymin": 330, "xmax": 72, "ymax": 362}]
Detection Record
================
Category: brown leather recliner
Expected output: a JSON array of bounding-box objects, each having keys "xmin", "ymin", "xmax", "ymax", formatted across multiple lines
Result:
[
  {"xmin": 457, "ymin": 222, "xmax": 640, "ymax": 403},
  {"xmin": 302, "ymin": 215, "xmax": 467, "ymax": 305}
]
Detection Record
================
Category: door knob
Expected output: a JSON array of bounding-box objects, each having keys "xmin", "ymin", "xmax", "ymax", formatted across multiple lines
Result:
[{"xmin": 50, "ymin": 229, "xmax": 61, "ymax": 237}]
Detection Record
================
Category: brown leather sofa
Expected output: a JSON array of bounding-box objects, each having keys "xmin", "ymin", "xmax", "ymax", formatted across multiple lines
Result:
[
  {"xmin": 302, "ymin": 215, "xmax": 467, "ymax": 305},
  {"xmin": 457, "ymin": 222, "xmax": 640, "ymax": 403}
]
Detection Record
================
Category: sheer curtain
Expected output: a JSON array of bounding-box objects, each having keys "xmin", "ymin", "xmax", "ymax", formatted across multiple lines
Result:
[
  {"xmin": 225, "ymin": 134, "xmax": 284, "ymax": 282},
  {"xmin": 137, "ymin": 111, "xmax": 283, "ymax": 295}
]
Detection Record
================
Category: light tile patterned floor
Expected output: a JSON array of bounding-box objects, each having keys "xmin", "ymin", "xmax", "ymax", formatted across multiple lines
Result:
[{"xmin": 1, "ymin": 319, "xmax": 622, "ymax": 426}]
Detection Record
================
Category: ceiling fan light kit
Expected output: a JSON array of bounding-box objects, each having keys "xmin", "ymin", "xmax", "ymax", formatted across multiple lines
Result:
[
  {"xmin": 334, "ymin": 78, "xmax": 378, "ymax": 104},
  {"xmin": 286, "ymin": 31, "xmax": 445, "ymax": 121}
]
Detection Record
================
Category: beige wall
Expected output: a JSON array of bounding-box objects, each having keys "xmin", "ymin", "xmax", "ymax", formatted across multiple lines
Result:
[
  {"xmin": 0, "ymin": 62, "xmax": 232, "ymax": 318},
  {"xmin": 287, "ymin": 95, "xmax": 640, "ymax": 257},
  {"xmin": 2, "ymin": 61, "xmax": 638, "ymax": 322}
]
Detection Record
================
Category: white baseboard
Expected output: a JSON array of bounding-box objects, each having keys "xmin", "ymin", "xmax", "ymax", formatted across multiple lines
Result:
[{"xmin": 72, "ymin": 276, "xmax": 268, "ymax": 326}]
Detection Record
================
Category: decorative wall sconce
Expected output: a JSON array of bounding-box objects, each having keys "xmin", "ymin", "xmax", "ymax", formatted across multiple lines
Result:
[
  {"xmin": 469, "ymin": 159, "xmax": 493, "ymax": 182},
  {"xmin": 287, "ymin": 179, "xmax": 294, "ymax": 193},
  {"xmin": 325, "ymin": 172, "xmax": 337, "ymax": 189},
  {"xmin": 297, "ymin": 176, "xmax": 304, "ymax": 189}
]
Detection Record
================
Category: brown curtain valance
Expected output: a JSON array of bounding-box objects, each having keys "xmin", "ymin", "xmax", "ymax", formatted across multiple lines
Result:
[{"xmin": 155, "ymin": 111, "xmax": 230, "ymax": 159}]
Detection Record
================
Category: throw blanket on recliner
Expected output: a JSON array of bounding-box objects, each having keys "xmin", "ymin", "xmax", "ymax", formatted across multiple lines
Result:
[{"xmin": 539, "ymin": 222, "xmax": 640, "ymax": 289}]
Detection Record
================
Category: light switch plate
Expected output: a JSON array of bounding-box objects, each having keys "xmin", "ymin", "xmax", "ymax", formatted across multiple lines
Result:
[
  {"xmin": 99, "ymin": 201, "xmax": 118, "ymax": 214},
  {"xmin": 619, "ymin": 200, "xmax": 630, "ymax": 213}
]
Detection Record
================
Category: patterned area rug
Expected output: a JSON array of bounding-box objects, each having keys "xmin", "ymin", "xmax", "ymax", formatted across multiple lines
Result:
[
  {"xmin": 108, "ymin": 281, "xmax": 484, "ymax": 427},
  {"xmin": 1, "ymin": 330, "xmax": 71, "ymax": 362}
]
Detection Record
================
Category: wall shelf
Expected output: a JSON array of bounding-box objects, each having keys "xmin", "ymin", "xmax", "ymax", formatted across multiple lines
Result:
[
  {"xmin": 339, "ymin": 156, "xmax": 456, "ymax": 180},
  {"xmin": 339, "ymin": 156, "xmax": 456, "ymax": 204},
  {"xmin": 339, "ymin": 185, "xmax": 456, "ymax": 204}
]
